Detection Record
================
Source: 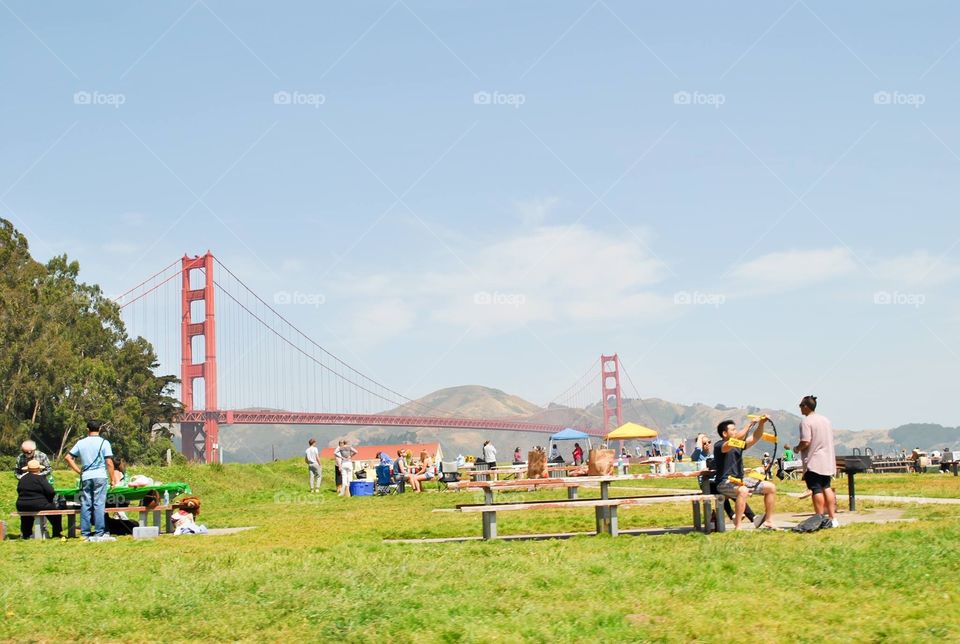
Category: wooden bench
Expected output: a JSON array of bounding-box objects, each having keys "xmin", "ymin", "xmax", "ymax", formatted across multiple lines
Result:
[
  {"xmin": 453, "ymin": 492, "xmax": 726, "ymax": 540},
  {"xmin": 10, "ymin": 505, "xmax": 175, "ymax": 539},
  {"xmin": 450, "ymin": 470, "xmax": 707, "ymax": 501}
]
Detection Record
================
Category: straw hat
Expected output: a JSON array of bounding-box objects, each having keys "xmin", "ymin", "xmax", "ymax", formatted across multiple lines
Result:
[{"xmin": 26, "ymin": 459, "xmax": 42, "ymax": 472}]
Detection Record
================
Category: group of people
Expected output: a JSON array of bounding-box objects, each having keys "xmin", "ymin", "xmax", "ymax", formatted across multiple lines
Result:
[
  {"xmin": 693, "ymin": 395, "xmax": 838, "ymax": 531},
  {"xmin": 14, "ymin": 421, "xmax": 118, "ymax": 541},
  {"xmin": 307, "ymin": 439, "xmax": 440, "ymax": 495},
  {"xmin": 14, "ymin": 421, "xmax": 203, "ymax": 541}
]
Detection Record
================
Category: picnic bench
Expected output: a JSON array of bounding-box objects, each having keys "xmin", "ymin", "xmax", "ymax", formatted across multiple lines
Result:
[
  {"xmin": 10, "ymin": 505, "xmax": 176, "ymax": 539},
  {"xmin": 447, "ymin": 471, "xmax": 722, "ymax": 540}
]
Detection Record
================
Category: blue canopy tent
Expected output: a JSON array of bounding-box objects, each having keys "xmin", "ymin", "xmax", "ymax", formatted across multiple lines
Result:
[{"xmin": 547, "ymin": 428, "xmax": 592, "ymax": 461}]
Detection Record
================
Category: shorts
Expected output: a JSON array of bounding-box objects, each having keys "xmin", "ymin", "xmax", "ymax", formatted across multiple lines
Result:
[
  {"xmin": 717, "ymin": 478, "xmax": 766, "ymax": 499},
  {"xmin": 803, "ymin": 471, "xmax": 832, "ymax": 494}
]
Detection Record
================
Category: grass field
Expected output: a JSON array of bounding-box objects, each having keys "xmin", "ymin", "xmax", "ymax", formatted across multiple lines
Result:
[{"xmin": 3, "ymin": 461, "xmax": 960, "ymax": 643}]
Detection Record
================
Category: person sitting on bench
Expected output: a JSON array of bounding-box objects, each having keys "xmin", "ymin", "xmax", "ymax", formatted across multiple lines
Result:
[
  {"xmin": 709, "ymin": 437, "xmax": 756, "ymax": 524},
  {"xmin": 716, "ymin": 418, "xmax": 777, "ymax": 530},
  {"xmin": 16, "ymin": 459, "xmax": 62, "ymax": 539}
]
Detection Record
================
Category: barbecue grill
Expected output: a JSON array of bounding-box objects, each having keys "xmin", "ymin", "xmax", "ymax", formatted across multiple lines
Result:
[{"xmin": 836, "ymin": 454, "xmax": 872, "ymax": 511}]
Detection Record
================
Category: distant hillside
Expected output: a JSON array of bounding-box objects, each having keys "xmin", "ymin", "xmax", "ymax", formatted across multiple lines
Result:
[{"xmin": 177, "ymin": 387, "xmax": 960, "ymax": 463}]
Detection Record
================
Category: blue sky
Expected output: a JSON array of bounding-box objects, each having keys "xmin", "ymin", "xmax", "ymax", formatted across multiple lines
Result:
[{"xmin": 2, "ymin": 1, "xmax": 959, "ymax": 430}]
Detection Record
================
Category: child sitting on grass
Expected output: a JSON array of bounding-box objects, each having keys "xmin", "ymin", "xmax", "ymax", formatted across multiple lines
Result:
[{"xmin": 171, "ymin": 496, "xmax": 208, "ymax": 535}]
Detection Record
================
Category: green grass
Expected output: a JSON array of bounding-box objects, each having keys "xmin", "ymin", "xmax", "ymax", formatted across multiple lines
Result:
[{"xmin": 3, "ymin": 462, "xmax": 960, "ymax": 642}]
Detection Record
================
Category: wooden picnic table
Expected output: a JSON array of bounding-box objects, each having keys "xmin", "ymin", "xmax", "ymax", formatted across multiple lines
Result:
[{"xmin": 448, "ymin": 470, "xmax": 712, "ymax": 539}]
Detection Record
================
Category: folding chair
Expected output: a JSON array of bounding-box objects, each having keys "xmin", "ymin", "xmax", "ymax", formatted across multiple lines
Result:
[
  {"xmin": 374, "ymin": 464, "xmax": 400, "ymax": 495},
  {"xmin": 437, "ymin": 461, "xmax": 461, "ymax": 491}
]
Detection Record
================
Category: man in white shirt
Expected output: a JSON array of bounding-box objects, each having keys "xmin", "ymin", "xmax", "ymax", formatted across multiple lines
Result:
[{"xmin": 305, "ymin": 439, "xmax": 321, "ymax": 492}]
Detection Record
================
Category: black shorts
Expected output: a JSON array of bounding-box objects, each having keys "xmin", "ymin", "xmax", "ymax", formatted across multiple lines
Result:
[
  {"xmin": 803, "ymin": 471, "xmax": 832, "ymax": 494},
  {"xmin": 335, "ymin": 466, "xmax": 342, "ymax": 485}
]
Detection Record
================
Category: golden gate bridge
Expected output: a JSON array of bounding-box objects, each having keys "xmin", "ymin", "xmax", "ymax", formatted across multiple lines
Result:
[{"xmin": 117, "ymin": 253, "xmax": 638, "ymax": 463}]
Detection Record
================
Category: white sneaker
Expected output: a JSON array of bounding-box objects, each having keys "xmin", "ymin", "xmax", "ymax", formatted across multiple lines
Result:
[
  {"xmin": 85, "ymin": 536, "xmax": 100, "ymax": 542},
  {"xmin": 99, "ymin": 535, "xmax": 117, "ymax": 542}
]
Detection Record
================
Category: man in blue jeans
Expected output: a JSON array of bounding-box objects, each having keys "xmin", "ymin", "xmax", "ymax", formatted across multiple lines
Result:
[{"xmin": 64, "ymin": 421, "xmax": 116, "ymax": 542}]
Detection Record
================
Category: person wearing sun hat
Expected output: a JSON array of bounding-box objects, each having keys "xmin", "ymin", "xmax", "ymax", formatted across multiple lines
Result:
[{"xmin": 16, "ymin": 459, "xmax": 63, "ymax": 539}]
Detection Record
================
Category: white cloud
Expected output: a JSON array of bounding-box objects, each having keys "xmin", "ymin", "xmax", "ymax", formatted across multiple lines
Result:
[
  {"xmin": 335, "ymin": 224, "xmax": 672, "ymax": 337},
  {"xmin": 350, "ymin": 298, "xmax": 417, "ymax": 347},
  {"xmin": 731, "ymin": 247, "xmax": 858, "ymax": 292},
  {"xmin": 512, "ymin": 196, "xmax": 560, "ymax": 226},
  {"xmin": 871, "ymin": 251, "xmax": 960, "ymax": 287}
]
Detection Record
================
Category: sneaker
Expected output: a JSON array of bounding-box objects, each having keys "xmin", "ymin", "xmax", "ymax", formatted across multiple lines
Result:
[
  {"xmin": 820, "ymin": 515, "xmax": 834, "ymax": 529},
  {"xmin": 752, "ymin": 513, "xmax": 766, "ymax": 529},
  {"xmin": 86, "ymin": 536, "xmax": 100, "ymax": 542},
  {"xmin": 98, "ymin": 535, "xmax": 117, "ymax": 542}
]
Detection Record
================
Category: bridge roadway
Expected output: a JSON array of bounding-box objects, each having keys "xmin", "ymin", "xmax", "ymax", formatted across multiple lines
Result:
[{"xmin": 178, "ymin": 410, "xmax": 605, "ymax": 437}]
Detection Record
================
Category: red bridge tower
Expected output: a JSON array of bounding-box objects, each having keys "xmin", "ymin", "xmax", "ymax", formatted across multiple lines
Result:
[{"xmin": 180, "ymin": 252, "xmax": 220, "ymax": 463}]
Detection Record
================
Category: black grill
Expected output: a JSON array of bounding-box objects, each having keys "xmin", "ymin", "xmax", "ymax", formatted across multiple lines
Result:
[{"xmin": 836, "ymin": 455, "xmax": 872, "ymax": 474}]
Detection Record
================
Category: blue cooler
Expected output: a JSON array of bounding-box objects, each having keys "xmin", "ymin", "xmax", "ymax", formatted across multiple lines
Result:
[{"xmin": 349, "ymin": 481, "xmax": 374, "ymax": 497}]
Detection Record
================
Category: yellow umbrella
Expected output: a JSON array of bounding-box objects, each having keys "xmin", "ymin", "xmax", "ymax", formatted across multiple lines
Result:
[{"xmin": 606, "ymin": 422, "xmax": 658, "ymax": 440}]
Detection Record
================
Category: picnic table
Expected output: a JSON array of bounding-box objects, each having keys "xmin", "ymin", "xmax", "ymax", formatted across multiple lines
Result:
[
  {"xmin": 448, "ymin": 470, "xmax": 718, "ymax": 539},
  {"xmin": 54, "ymin": 482, "xmax": 192, "ymax": 506}
]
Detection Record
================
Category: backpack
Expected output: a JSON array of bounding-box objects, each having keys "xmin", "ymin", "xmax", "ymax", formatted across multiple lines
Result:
[{"xmin": 792, "ymin": 514, "xmax": 825, "ymax": 533}]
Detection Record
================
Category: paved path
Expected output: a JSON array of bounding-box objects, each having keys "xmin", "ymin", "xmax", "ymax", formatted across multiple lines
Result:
[{"xmin": 786, "ymin": 492, "xmax": 960, "ymax": 505}]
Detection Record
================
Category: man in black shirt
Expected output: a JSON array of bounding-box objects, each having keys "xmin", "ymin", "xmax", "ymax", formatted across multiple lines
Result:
[
  {"xmin": 716, "ymin": 418, "xmax": 777, "ymax": 530},
  {"xmin": 711, "ymin": 436, "xmax": 757, "ymax": 524}
]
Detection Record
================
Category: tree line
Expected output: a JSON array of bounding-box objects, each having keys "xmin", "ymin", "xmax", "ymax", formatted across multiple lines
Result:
[{"xmin": 0, "ymin": 219, "xmax": 181, "ymax": 467}]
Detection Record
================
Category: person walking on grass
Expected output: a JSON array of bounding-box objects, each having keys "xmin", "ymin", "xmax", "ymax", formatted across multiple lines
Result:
[
  {"xmin": 337, "ymin": 440, "xmax": 358, "ymax": 497},
  {"xmin": 716, "ymin": 417, "xmax": 777, "ymax": 530},
  {"xmin": 795, "ymin": 395, "xmax": 838, "ymax": 529},
  {"xmin": 64, "ymin": 420, "xmax": 116, "ymax": 542},
  {"xmin": 334, "ymin": 440, "xmax": 345, "ymax": 495},
  {"xmin": 305, "ymin": 438, "xmax": 322, "ymax": 492}
]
